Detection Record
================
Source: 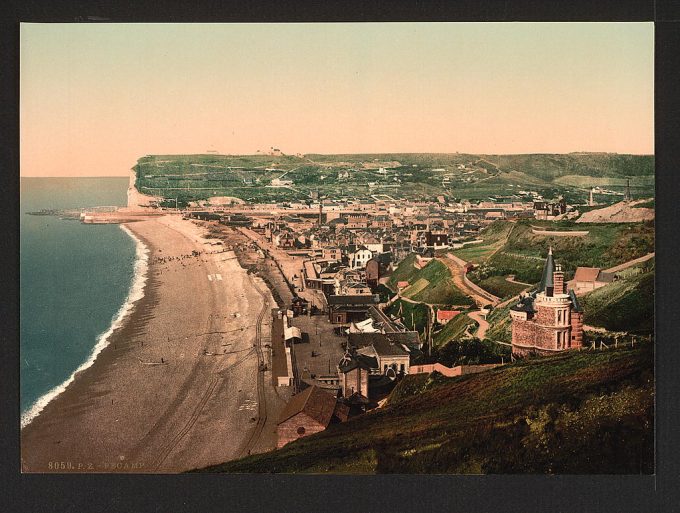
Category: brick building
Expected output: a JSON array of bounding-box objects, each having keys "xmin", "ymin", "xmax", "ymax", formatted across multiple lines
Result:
[
  {"xmin": 276, "ymin": 385, "xmax": 348, "ymax": 448},
  {"xmin": 510, "ymin": 248, "xmax": 584, "ymax": 356},
  {"xmin": 365, "ymin": 258, "xmax": 380, "ymax": 288},
  {"xmin": 533, "ymin": 197, "xmax": 567, "ymax": 220}
]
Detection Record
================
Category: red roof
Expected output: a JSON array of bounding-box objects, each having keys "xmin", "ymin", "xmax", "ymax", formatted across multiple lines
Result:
[
  {"xmin": 437, "ymin": 310, "xmax": 461, "ymax": 322},
  {"xmin": 573, "ymin": 267, "xmax": 601, "ymax": 282},
  {"xmin": 397, "ymin": 281, "xmax": 410, "ymax": 288}
]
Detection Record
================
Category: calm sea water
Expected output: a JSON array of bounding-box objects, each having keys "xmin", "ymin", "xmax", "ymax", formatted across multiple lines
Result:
[{"xmin": 20, "ymin": 177, "xmax": 138, "ymax": 426}]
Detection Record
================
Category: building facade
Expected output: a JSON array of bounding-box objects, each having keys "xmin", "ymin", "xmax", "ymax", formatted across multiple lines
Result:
[
  {"xmin": 510, "ymin": 248, "xmax": 584, "ymax": 356},
  {"xmin": 365, "ymin": 258, "xmax": 380, "ymax": 288},
  {"xmin": 276, "ymin": 385, "xmax": 348, "ymax": 448}
]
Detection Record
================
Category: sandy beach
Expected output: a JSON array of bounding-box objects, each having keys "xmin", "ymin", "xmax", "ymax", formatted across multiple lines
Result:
[{"xmin": 21, "ymin": 215, "xmax": 286, "ymax": 473}]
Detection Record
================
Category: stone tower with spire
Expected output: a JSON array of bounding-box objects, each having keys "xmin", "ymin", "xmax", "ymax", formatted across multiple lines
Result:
[{"xmin": 509, "ymin": 247, "xmax": 584, "ymax": 356}]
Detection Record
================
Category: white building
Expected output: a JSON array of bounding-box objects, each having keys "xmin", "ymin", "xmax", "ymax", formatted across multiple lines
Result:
[{"xmin": 349, "ymin": 247, "xmax": 373, "ymax": 269}]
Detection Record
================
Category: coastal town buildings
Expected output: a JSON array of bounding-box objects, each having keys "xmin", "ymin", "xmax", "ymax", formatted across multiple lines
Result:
[
  {"xmin": 327, "ymin": 294, "xmax": 381, "ymax": 324},
  {"xmin": 533, "ymin": 196, "xmax": 567, "ymax": 220}
]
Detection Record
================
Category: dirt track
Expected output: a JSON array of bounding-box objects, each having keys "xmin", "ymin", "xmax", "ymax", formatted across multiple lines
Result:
[{"xmin": 439, "ymin": 254, "xmax": 501, "ymax": 307}]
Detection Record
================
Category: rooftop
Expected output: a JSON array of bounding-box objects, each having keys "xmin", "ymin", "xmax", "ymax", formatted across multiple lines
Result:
[{"xmin": 277, "ymin": 385, "xmax": 338, "ymax": 426}]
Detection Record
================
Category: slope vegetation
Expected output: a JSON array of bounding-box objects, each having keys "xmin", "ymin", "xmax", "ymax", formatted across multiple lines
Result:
[
  {"xmin": 199, "ymin": 344, "xmax": 653, "ymax": 474},
  {"xmin": 388, "ymin": 257, "xmax": 474, "ymax": 306},
  {"xmin": 580, "ymin": 264, "xmax": 655, "ymax": 333},
  {"xmin": 454, "ymin": 220, "xmax": 655, "ymax": 285}
]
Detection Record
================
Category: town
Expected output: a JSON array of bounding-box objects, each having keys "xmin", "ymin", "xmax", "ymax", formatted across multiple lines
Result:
[
  {"xmin": 17, "ymin": 19, "xmax": 657, "ymax": 489},
  {"xmin": 22, "ymin": 151, "xmax": 655, "ymax": 474},
  {"xmin": 155, "ymin": 166, "xmax": 654, "ymax": 450}
]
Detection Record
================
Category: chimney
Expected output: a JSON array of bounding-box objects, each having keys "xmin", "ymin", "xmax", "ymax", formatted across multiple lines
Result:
[{"xmin": 553, "ymin": 263, "xmax": 565, "ymax": 295}]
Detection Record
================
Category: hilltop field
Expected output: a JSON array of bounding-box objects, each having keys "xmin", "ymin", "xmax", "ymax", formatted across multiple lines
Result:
[
  {"xmin": 198, "ymin": 343, "xmax": 653, "ymax": 474},
  {"xmin": 132, "ymin": 152, "xmax": 654, "ymax": 206}
]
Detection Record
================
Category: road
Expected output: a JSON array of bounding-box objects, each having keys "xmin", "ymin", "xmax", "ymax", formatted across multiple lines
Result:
[
  {"xmin": 604, "ymin": 252, "xmax": 655, "ymax": 273},
  {"xmin": 468, "ymin": 310, "xmax": 490, "ymax": 339},
  {"xmin": 439, "ymin": 254, "xmax": 501, "ymax": 307}
]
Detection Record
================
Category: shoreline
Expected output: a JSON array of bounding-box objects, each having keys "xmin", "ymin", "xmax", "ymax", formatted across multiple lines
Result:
[
  {"xmin": 21, "ymin": 215, "xmax": 284, "ymax": 473},
  {"xmin": 20, "ymin": 223, "xmax": 151, "ymax": 429}
]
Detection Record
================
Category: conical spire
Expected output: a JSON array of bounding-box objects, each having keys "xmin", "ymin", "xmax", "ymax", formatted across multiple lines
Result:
[{"xmin": 537, "ymin": 246, "xmax": 554, "ymax": 293}]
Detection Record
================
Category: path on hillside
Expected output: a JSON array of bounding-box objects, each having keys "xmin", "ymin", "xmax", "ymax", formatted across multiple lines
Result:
[
  {"xmin": 506, "ymin": 275, "xmax": 534, "ymax": 287},
  {"xmin": 530, "ymin": 226, "xmax": 589, "ymax": 237},
  {"xmin": 439, "ymin": 254, "xmax": 501, "ymax": 307},
  {"xmin": 468, "ymin": 310, "xmax": 490, "ymax": 339},
  {"xmin": 604, "ymin": 252, "xmax": 655, "ymax": 274}
]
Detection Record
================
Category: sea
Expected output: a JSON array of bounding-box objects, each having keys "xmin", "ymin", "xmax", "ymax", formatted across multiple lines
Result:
[{"xmin": 20, "ymin": 177, "xmax": 148, "ymax": 428}]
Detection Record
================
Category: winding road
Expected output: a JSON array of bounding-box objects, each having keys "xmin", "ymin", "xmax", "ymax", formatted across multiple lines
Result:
[{"xmin": 438, "ymin": 254, "xmax": 501, "ymax": 307}]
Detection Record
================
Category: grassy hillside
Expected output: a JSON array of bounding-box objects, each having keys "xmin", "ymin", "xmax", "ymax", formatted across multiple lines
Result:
[
  {"xmin": 580, "ymin": 265, "xmax": 655, "ymax": 334},
  {"xmin": 453, "ymin": 220, "xmax": 655, "ymax": 284},
  {"xmin": 388, "ymin": 258, "xmax": 473, "ymax": 306},
  {"xmin": 387, "ymin": 254, "xmax": 418, "ymax": 288},
  {"xmin": 133, "ymin": 153, "xmax": 654, "ymax": 204},
  {"xmin": 453, "ymin": 221, "xmax": 514, "ymax": 263},
  {"xmin": 485, "ymin": 304, "xmax": 512, "ymax": 343},
  {"xmin": 472, "ymin": 275, "xmax": 529, "ymax": 299},
  {"xmin": 432, "ymin": 313, "xmax": 475, "ymax": 347},
  {"xmin": 200, "ymin": 344, "xmax": 653, "ymax": 474}
]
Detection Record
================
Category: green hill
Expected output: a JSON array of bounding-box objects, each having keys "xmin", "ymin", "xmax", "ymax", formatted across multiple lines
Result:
[
  {"xmin": 388, "ymin": 258, "xmax": 474, "ymax": 306},
  {"xmin": 432, "ymin": 313, "xmax": 475, "ymax": 347},
  {"xmin": 198, "ymin": 344, "xmax": 653, "ymax": 474},
  {"xmin": 133, "ymin": 152, "xmax": 654, "ymax": 204},
  {"xmin": 453, "ymin": 220, "xmax": 655, "ymax": 285},
  {"xmin": 485, "ymin": 303, "xmax": 513, "ymax": 343},
  {"xmin": 580, "ymin": 264, "xmax": 655, "ymax": 334}
]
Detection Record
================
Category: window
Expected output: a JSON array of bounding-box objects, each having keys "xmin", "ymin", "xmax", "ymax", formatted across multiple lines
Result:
[{"xmin": 297, "ymin": 426, "xmax": 306, "ymax": 435}]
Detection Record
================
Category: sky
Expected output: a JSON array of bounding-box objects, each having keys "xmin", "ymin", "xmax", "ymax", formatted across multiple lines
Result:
[{"xmin": 20, "ymin": 22, "xmax": 654, "ymax": 177}]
